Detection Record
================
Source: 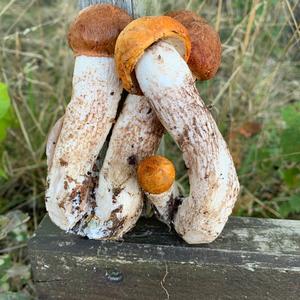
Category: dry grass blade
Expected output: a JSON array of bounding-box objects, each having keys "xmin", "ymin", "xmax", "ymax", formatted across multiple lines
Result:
[
  {"xmin": 242, "ymin": 0, "xmax": 260, "ymax": 53},
  {"xmin": 284, "ymin": 0, "xmax": 300, "ymax": 38}
]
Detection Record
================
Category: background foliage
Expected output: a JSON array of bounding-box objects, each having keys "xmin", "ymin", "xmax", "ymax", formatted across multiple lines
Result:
[{"xmin": 0, "ymin": 0, "xmax": 299, "ymax": 298}]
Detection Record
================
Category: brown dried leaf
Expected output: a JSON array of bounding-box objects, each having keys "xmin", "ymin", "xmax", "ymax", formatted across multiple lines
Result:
[
  {"xmin": 228, "ymin": 129, "xmax": 242, "ymax": 168},
  {"xmin": 238, "ymin": 122, "xmax": 262, "ymax": 138}
]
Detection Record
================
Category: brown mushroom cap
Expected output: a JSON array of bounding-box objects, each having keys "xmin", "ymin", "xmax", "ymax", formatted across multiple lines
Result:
[
  {"xmin": 137, "ymin": 155, "xmax": 176, "ymax": 194},
  {"xmin": 166, "ymin": 10, "xmax": 221, "ymax": 80},
  {"xmin": 68, "ymin": 4, "xmax": 132, "ymax": 57},
  {"xmin": 115, "ymin": 16, "xmax": 191, "ymax": 95}
]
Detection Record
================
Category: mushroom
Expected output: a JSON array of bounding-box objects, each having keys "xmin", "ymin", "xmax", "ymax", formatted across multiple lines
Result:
[
  {"xmin": 137, "ymin": 11, "xmax": 223, "ymax": 226},
  {"xmin": 135, "ymin": 11, "xmax": 222, "ymax": 224},
  {"xmin": 115, "ymin": 16, "xmax": 240, "ymax": 244},
  {"xmin": 137, "ymin": 155, "xmax": 176, "ymax": 195},
  {"xmin": 45, "ymin": 4, "xmax": 132, "ymax": 231},
  {"xmin": 72, "ymin": 94, "xmax": 164, "ymax": 239},
  {"xmin": 137, "ymin": 155, "xmax": 179, "ymax": 224}
]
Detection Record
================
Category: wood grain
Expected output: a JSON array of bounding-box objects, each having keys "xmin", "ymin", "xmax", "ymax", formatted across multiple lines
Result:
[
  {"xmin": 79, "ymin": 0, "xmax": 156, "ymax": 17},
  {"xmin": 28, "ymin": 215, "xmax": 300, "ymax": 299}
]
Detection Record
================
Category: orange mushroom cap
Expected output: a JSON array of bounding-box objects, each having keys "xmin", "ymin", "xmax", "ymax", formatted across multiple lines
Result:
[
  {"xmin": 137, "ymin": 155, "xmax": 176, "ymax": 194},
  {"xmin": 68, "ymin": 4, "xmax": 132, "ymax": 57},
  {"xmin": 115, "ymin": 16, "xmax": 191, "ymax": 95},
  {"xmin": 166, "ymin": 10, "xmax": 221, "ymax": 80}
]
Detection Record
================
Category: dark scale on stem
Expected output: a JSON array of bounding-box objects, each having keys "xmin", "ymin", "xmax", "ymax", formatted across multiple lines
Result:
[
  {"xmin": 127, "ymin": 155, "xmax": 137, "ymax": 166},
  {"xmin": 59, "ymin": 158, "xmax": 68, "ymax": 166},
  {"xmin": 112, "ymin": 187, "xmax": 123, "ymax": 198},
  {"xmin": 169, "ymin": 195, "xmax": 184, "ymax": 221}
]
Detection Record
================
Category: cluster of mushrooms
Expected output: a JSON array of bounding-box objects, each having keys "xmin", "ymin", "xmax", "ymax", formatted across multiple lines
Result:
[{"xmin": 45, "ymin": 4, "xmax": 240, "ymax": 244}]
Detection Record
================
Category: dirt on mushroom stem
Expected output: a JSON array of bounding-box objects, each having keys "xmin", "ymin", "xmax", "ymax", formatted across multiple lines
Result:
[
  {"xmin": 46, "ymin": 56, "xmax": 123, "ymax": 231},
  {"xmin": 77, "ymin": 94, "xmax": 165, "ymax": 239}
]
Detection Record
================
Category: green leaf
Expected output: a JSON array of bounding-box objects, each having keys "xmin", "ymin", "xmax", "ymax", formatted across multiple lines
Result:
[
  {"xmin": 0, "ymin": 83, "xmax": 16, "ymax": 145},
  {"xmin": 281, "ymin": 102, "xmax": 300, "ymax": 127},
  {"xmin": 0, "ymin": 123, "xmax": 7, "ymax": 141},
  {"xmin": 278, "ymin": 194, "xmax": 300, "ymax": 217},
  {"xmin": 0, "ymin": 255, "xmax": 12, "ymax": 278},
  {"xmin": 0, "ymin": 108, "xmax": 17, "ymax": 142},
  {"xmin": 0, "ymin": 169, "xmax": 7, "ymax": 179},
  {"xmin": 0, "ymin": 83, "xmax": 11, "ymax": 119},
  {"xmin": 288, "ymin": 194, "xmax": 300, "ymax": 213},
  {"xmin": 281, "ymin": 167, "xmax": 300, "ymax": 188},
  {"xmin": 280, "ymin": 127, "xmax": 300, "ymax": 162},
  {"xmin": 280, "ymin": 103, "xmax": 300, "ymax": 162},
  {"xmin": 278, "ymin": 201, "xmax": 292, "ymax": 218}
]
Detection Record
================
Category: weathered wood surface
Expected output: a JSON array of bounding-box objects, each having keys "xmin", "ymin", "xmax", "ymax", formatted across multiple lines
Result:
[
  {"xmin": 79, "ymin": 0, "xmax": 158, "ymax": 17},
  {"xmin": 28, "ymin": 215, "xmax": 300, "ymax": 299}
]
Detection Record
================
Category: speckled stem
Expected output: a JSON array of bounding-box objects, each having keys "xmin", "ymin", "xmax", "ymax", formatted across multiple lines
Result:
[
  {"xmin": 136, "ymin": 41, "xmax": 240, "ymax": 244},
  {"xmin": 46, "ymin": 56, "xmax": 122, "ymax": 231},
  {"xmin": 74, "ymin": 94, "xmax": 164, "ymax": 239},
  {"xmin": 145, "ymin": 183, "xmax": 180, "ymax": 225},
  {"xmin": 46, "ymin": 116, "xmax": 64, "ymax": 171}
]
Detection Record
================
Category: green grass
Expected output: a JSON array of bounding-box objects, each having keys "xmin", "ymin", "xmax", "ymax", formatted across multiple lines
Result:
[{"xmin": 0, "ymin": 0, "xmax": 299, "ymax": 298}]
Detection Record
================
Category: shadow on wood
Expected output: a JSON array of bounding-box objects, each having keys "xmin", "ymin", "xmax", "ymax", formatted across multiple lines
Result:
[{"xmin": 28, "ymin": 215, "xmax": 300, "ymax": 299}]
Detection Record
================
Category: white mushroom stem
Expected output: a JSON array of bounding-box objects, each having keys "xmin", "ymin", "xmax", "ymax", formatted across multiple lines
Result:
[
  {"xmin": 71, "ymin": 94, "xmax": 164, "ymax": 239},
  {"xmin": 46, "ymin": 56, "xmax": 122, "ymax": 231},
  {"xmin": 145, "ymin": 183, "xmax": 180, "ymax": 225},
  {"xmin": 135, "ymin": 41, "xmax": 240, "ymax": 244},
  {"xmin": 46, "ymin": 116, "xmax": 108, "ymax": 173},
  {"xmin": 46, "ymin": 116, "xmax": 64, "ymax": 171}
]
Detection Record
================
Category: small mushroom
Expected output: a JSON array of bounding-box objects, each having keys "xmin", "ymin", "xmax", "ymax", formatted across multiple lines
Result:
[
  {"xmin": 115, "ymin": 16, "xmax": 240, "ymax": 244},
  {"xmin": 137, "ymin": 155, "xmax": 179, "ymax": 224},
  {"xmin": 46, "ymin": 4, "xmax": 132, "ymax": 231},
  {"xmin": 137, "ymin": 155, "xmax": 175, "ymax": 195}
]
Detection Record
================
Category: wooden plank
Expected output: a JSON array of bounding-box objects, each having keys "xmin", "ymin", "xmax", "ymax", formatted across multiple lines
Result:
[
  {"xmin": 78, "ymin": 0, "xmax": 156, "ymax": 17},
  {"xmin": 28, "ymin": 215, "xmax": 300, "ymax": 299}
]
